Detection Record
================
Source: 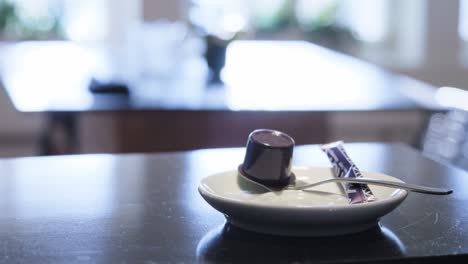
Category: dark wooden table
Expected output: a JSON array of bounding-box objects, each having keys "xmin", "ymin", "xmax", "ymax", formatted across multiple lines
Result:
[
  {"xmin": 0, "ymin": 143, "xmax": 467, "ymax": 263},
  {"xmin": 0, "ymin": 41, "xmax": 445, "ymax": 155}
]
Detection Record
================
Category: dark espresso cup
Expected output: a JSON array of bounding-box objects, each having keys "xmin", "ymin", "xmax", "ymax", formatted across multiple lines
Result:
[{"xmin": 239, "ymin": 129, "xmax": 295, "ymax": 188}]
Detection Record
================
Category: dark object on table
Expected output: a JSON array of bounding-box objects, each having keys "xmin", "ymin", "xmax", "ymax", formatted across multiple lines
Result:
[
  {"xmin": 240, "ymin": 129, "xmax": 295, "ymax": 188},
  {"xmin": 205, "ymin": 35, "xmax": 227, "ymax": 84},
  {"xmin": 88, "ymin": 78, "xmax": 129, "ymax": 95}
]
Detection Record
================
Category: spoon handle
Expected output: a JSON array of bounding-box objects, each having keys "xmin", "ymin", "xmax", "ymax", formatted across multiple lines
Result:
[{"xmin": 293, "ymin": 177, "xmax": 452, "ymax": 195}]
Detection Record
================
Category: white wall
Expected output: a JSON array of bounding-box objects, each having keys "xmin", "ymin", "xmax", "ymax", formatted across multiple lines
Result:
[
  {"xmin": 355, "ymin": 0, "xmax": 468, "ymax": 89},
  {"xmin": 142, "ymin": 0, "xmax": 183, "ymax": 21},
  {"xmin": 391, "ymin": 0, "xmax": 468, "ymax": 89}
]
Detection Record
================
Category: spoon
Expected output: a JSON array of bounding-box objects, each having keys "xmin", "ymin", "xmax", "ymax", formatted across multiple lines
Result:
[{"xmin": 238, "ymin": 173, "xmax": 453, "ymax": 195}]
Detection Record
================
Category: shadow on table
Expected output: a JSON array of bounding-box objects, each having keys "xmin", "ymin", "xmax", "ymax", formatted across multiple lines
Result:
[{"xmin": 196, "ymin": 223, "xmax": 405, "ymax": 263}]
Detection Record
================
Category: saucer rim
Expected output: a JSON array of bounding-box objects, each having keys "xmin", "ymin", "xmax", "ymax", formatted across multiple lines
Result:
[{"xmin": 198, "ymin": 166, "xmax": 408, "ymax": 211}]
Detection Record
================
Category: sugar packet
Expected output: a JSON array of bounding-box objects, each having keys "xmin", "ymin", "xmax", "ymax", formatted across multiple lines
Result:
[{"xmin": 321, "ymin": 141, "xmax": 377, "ymax": 204}]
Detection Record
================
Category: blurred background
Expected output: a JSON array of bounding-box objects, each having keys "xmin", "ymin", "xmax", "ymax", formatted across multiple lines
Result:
[{"xmin": 1, "ymin": 0, "xmax": 468, "ymax": 169}]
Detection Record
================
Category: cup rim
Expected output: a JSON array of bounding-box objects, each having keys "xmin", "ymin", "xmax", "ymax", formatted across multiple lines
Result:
[{"xmin": 248, "ymin": 129, "xmax": 295, "ymax": 148}]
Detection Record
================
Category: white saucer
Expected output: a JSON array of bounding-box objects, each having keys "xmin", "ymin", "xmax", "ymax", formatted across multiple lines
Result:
[{"xmin": 198, "ymin": 166, "xmax": 408, "ymax": 237}]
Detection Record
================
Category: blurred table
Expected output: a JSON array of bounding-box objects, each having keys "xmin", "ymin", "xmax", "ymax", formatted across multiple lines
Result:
[
  {"xmin": 0, "ymin": 143, "xmax": 467, "ymax": 263},
  {"xmin": 0, "ymin": 41, "xmax": 445, "ymax": 155}
]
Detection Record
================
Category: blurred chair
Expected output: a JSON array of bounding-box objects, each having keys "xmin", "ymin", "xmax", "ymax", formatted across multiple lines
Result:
[{"xmin": 422, "ymin": 109, "xmax": 468, "ymax": 170}]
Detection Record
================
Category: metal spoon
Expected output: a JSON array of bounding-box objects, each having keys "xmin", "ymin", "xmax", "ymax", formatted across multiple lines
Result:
[{"xmin": 238, "ymin": 173, "xmax": 453, "ymax": 195}]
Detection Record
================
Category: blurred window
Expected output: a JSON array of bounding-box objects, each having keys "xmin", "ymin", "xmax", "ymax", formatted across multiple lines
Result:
[
  {"xmin": 189, "ymin": 0, "xmax": 390, "ymax": 43},
  {"xmin": 189, "ymin": 0, "xmax": 424, "ymax": 68},
  {"xmin": 335, "ymin": 0, "xmax": 389, "ymax": 43},
  {"xmin": 0, "ymin": 0, "xmax": 137, "ymax": 43},
  {"xmin": 61, "ymin": 0, "xmax": 108, "ymax": 43},
  {"xmin": 0, "ymin": 0, "xmax": 63, "ymax": 40},
  {"xmin": 459, "ymin": 0, "xmax": 468, "ymax": 41},
  {"xmin": 458, "ymin": 0, "xmax": 468, "ymax": 67}
]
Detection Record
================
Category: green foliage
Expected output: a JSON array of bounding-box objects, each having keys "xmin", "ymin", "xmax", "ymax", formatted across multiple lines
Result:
[
  {"xmin": 0, "ymin": 0, "xmax": 63, "ymax": 40},
  {"xmin": 0, "ymin": 0, "xmax": 17, "ymax": 30}
]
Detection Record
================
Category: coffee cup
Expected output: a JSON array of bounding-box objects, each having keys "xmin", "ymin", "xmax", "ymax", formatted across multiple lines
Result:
[{"xmin": 238, "ymin": 129, "xmax": 295, "ymax": 188}]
